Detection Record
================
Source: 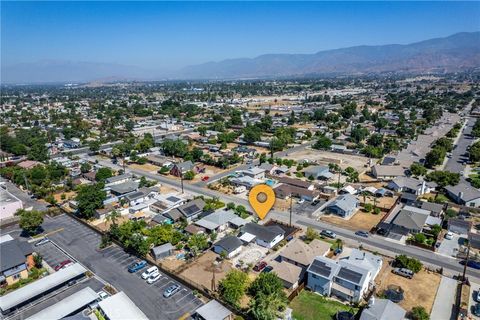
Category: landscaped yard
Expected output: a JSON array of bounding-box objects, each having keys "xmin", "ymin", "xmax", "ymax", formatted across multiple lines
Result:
[{"xmin": 290, "ymin": 290, "xmax": 357, "ymax": 320}]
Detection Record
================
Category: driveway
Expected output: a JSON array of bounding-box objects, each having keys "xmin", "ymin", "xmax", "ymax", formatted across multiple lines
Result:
[
  {"xmin": 437, "ymin": 234, "xmax": 465, "ymax": 258},
  {"xmin": 40, "ymin": 214, "xmax": 203, "ymax": 320},
  {"xmin": 430, "ymin": 276, "xmax": 458, "ymax": 320}
]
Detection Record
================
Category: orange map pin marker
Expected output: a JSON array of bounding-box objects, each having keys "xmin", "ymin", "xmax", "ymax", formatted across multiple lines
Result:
[{"xmin": 249, "ymin": 184, "xmax": 275, "ymax": 220}]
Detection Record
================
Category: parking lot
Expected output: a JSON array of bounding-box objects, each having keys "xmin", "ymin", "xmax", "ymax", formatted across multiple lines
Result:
[{"xmin": 40, "ymin": 214, "xmax": 203, "ymax": 320}]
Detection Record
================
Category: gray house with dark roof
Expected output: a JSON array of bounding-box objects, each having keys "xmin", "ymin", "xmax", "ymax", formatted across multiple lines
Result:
[
  {"xmin": 0, "ymin": 239, "xmax": 33, "ymax": 285},
  {"xmin": 326, "ymin": 194, "xmax": 359, "ymax": 218},
  {"xmin": 213, "ymin": 236, "xmax": 243, "ymax": 258},
  {"xmin": 360, "ymin": 298, "xmax": 406, "ymax": 320},
  {"xmin": 240, "ymin": 223, "xmax": 285, "ymax": 248},
  {"xmin": 445, "ymin": 183, "xmax": 480, "ymax": 208},
  {"xmin": 175, "ymin": 198, "xmax": 206, "ymax": 222}
]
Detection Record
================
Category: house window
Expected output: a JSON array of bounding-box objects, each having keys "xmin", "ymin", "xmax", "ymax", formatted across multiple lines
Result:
[
  {"xmin": 13, "ymin": 273, "xmax": 21, "ymax": 280},
  {"xmin": 470, "ymin": 202, "xmax": 476, "ymax": 207}
]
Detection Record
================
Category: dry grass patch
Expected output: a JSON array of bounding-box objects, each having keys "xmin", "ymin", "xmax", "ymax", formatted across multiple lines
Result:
[
  {"xmin": 320, "ymin": 210, "xmax": 385, "ymax": 231},
  {"xmin": 129, "ymin": 163, "xmax": 160, "ymax": 172}
]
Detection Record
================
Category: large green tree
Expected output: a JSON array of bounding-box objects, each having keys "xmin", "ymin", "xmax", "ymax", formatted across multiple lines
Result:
[
  {"xmin": 248, "ymin": 273, "xmax": 288, "ymax": 320},
  {"xmin": 219, "ymin": 269, "xmax": 249, "ymax": 307},
  {"xmin": 18, "ymin": 209, "xmax": 44, "ymax": 234},
  {"xmin": 75, "ymin": 184, "xmax": 107, "ymax": 219}
]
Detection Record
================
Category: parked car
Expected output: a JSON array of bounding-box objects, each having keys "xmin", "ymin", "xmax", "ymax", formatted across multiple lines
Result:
[
  {"xmin": 54, "ymin": 259, "xmax": 73, "ymax": 271},
  {"xmin": 445, "ymin": 232, "xmax": 454, "ymax": 240},
  {"xmin": 392, "ymin": 268, "xmax": 414, "ymax": 279},
  {"xmin": 141, "ymin": 266, "xmax": 159, "ymax": 279},
  {"xmin": 34, "ymin": 237, "xmax": 50, "ymax": 247},
  {"xmin": 320, "ymin": 230, "xmax": 336, "ymax": 239},
  {"xmin": 461, "ymin": 260, "xmax": 480, "ymax": 270},
  {"xmin": 355, "ymin": 231, "xmax": 369, "ymax": 238},
  {"xmin": 128, "ymin": 260, "xmax": 147, "ymax": 273},
  {"xmin": 474, "ymin": 303, "xmax": 480, "ymax": 316},
  {"xmin": 201, "ymin": 176, "xmax": 210, "ymax": 181},
  {"xmin": 311, "ymin": 200, "xmax": 320, "ymax": 206},
  {"xmin": 147, "ymin": 272, "xmax": 161, "ymax": 284},
  {"xmin": 253, "ymin": 261, "xmax": 267, "ymax": 272},
  {"xmin": 476, "ymin": 290, "xmax": 480, "ymax": 302},
  {"xmin": 97, "ymin": 291, "xmax": 109, "ymax": 300},
  {"xmin": 67, "ymin": 279, "xmax": 77, "ymax": 286},
  {"xmin": 298, "ymin": 199, "xmax": 305, "ymax": 204},
  {"xmin": 262, "ymin": 266, "xmax": 273, "ymax": 273},
  {"xmin": 163, "ymin": 284, "xmax": 180, "ymax": 298}
]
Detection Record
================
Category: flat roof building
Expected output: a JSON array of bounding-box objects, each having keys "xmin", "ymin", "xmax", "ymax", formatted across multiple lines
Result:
[{"xmin": 98, "ymin": 291, "xmax": 148, "ymax": 320}]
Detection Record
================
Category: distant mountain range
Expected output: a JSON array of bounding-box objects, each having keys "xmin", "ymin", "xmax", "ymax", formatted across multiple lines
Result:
[
  {"xmin": 2, "ymin": 32, "xmax": 479, "ymax": 84},
  {"xmin": 179, "ymin": 32, "xmax": 480, "ymax": 79}
]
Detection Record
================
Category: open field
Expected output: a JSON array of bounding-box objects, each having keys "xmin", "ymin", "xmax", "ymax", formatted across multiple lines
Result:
[
  {"xmin": 179, "ymin": 251, "xmax": 233, "ymax": 291},
  {"xmin": 320, "ymin": 210, "xmax": 386, "ymax": 231},
  {"xmin": 290, "ymin": 290, "xmax": 357, "ymax": 320},
  {"xmin": 129, "ymin": 163, "xmax": 161, "ymax": 172},
  {"xmin": 363, "ymin": 195, "xmax": 398, "ymax": 211},
  {"xmin": 375, "ymin": 263, "xmax": 441, "ymax": 314},
  {"xmin": 287, "ymin": 148, "xmax": 369, "ymax": 172}
]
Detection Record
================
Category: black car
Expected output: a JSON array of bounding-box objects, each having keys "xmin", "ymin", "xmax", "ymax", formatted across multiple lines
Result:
[
  {"xmin": 355, "ymin": 231, "xmax": 369, "ymax": 238},
  {"xmin": 461, "ymin": 260, "xmax": 480, "ymax": 270}
]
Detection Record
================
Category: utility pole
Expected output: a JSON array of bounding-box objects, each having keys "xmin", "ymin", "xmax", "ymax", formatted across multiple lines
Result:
[
  {"xmin": 289, "ymin": 193, "xmax": 293, "ymax": 227},
  {"xmin": 462, "ymin": 242, "xmax": 471, "ymax": 283},
  {"xmin": 180, "ymin": 171, "xmax": 184, "ymax": 194}
]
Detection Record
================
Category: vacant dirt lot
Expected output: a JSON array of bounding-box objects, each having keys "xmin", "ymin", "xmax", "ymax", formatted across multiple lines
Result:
[
  {"xmin": 320, "ymin": 210, "xmax": 386, "ymax": 231},
  {"xmin": 129, "ymin": 163, "xmax": 160, "ymax": 172},
  {"xmin": 179, "ymin": 251, "xmax": 233, "ymax": 291},
  {"xmin": 288, "ymin": 149, "xmax": 369, "ymax": 172},
  {"xmin": 376, "ymin": 263, "xmax": 441, "ymax": 314},
  {"xmin": 363, "ymin": 195, "xmax": 398, "ymax": 211}
]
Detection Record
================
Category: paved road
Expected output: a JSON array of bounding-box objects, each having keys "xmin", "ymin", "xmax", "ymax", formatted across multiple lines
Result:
[
  {"xmin": 88, "ymin": 154, "xmax": 480, "ymax": 280},
  {"xmin": 38, "ymin": 214, "xmax": 203, "ymax": 320},
  {"xmin": 192, "ymin": 140, "xmax": 315, "ymax": 187},
  {"xmin": 0, "ymin": 177, "xmax": 48, "ymax": 212},
  {"xmin": 445, "ymin": 116, "xmax": 474, "ymax": 177}
]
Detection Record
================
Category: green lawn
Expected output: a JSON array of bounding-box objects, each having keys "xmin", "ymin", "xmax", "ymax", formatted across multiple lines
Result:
[{"xmin": 290, "ymin": 291, "xmax": 356, "ymax": 320}]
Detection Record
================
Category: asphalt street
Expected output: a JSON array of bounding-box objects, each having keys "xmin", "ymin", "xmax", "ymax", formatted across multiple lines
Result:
[
  {"xmin": 445, "ymin": 116, "xmax": 475, "ymax": 176},
  {"xmin": 38, "ymin": 214, "xmax": 203, "ymax": 320}
]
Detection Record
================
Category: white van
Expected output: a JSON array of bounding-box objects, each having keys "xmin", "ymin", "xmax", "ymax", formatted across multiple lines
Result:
[{"xmin": 141, "ymin": 266, "xmax": 159, "ymax": 279}]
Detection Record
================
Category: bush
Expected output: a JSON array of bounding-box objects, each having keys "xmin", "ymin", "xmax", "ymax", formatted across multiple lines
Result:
[
  {"xmin": 410, "ymin": 306, "xmax": 430, "ymax": 320},
  {"xmin": 373, "ymin": 207, "xmax": 381, "ymax": 215},
  {"xmin": 363, "ymin": 203, "xmax": 373, "ymax": 212},
  {"xmin": 394, "ymin": 255, "xmax": 422, "ymax": 273},
  {"xmin": 413, "ymin": 233, "xmax": 426, "ymax": 244}
]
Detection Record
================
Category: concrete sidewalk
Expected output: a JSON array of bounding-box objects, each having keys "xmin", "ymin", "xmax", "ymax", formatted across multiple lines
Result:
[{"xmin": 430, "ymin": 276, "xmax": 458, "ymax": 320}]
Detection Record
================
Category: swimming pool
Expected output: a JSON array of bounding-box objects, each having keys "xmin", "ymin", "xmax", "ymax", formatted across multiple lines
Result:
[{"xmin": 265, "ymin": 179, "xmax": 276, "ymax": 186}]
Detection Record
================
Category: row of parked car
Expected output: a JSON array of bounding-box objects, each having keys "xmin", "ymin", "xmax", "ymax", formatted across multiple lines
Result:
[{"xmin": 127, "ymin": 260, "xmax": 181, "ymax": 298}]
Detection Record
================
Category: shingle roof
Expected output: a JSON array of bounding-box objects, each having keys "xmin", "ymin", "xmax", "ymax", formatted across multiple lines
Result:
[
  {"xmin": 328, "ymin": 194, "xmax": 358, "ymax": 212},
  {"xmin": 214, "ymin": 236, "xmax": 243, "ymax": 254},
  {"xmin": 445, "ymin": 183, "xmax": 480, "ymax": 202},
  {"xmin": 0, "ymin": 240, "xmax": 32, "ymax": 272},
  {"xmin": 243, "ymin": 223, "xmax": 284, "ymax": 243},
  {"xmin": 280, "ymin": 239, "xmax": 330, "ymax": 266},
  {"xmin": 360, "ymin": 299, "xmax": 406, "ymax": 320},
  {"xmin": 392, "ymin": 209, "xmax": 429, "ymax": 230}
]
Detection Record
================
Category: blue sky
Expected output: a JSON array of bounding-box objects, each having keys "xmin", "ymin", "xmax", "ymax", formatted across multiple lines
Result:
[{"xmin": 2, "ymin": 1, "xmax": 479, "ymax": 70}]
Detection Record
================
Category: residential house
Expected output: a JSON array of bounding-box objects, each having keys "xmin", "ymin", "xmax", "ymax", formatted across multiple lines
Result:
[
  {"xmin": 387, "ymin": 177, "xmax": 435, "ymax": 195},
  {"xmin": 17, "ymin": 160, "xmax": 43, "ymax": 170},
  {"xmin": 230, "ymin": 176, "xmax": 263, "ymax": 189},
  {"xmin": 259, "ymin": 163, "xmax": 289, "ymax": 176},
  {"xmin": 170, "ymin": 161, "xmax": 195, "ymax": 177},
  {"xmin": 371, "ymin": 165, "xmax": 405, "ymax": 181},
  {"xmin": 108, "ymin": 181, "xmax": 139, "ymax": 197},
  {"xmin": 269, "ymin": 260, "xmax": 303, "ymax": 289},
  {"xmin": 276, "ymin": 176, "xmax": 314, "ymax": 190},
  {"xmin": 0, "ymin": 239, "xmax": 34, "ymax": 286},
  {"xmin": 185, "ymin": 224, "xmax": 206, "ymax": 235},
  {"xmin": 445, "ymin": 183, "xmax": 480, "ymax": 208},
  {"xmin": 415, "ymin": 201, "xmax": 444, "ymax": 217},
  {"xmin": 278, "ymin": 238, "xmax": 330, "ymax": 269},
  {"xmin": 213, "ymin": 236, "xmax": 243, "ymax": 259},
  {"xmin": 360, "ymin": 298, "xmax": 406, "ymax": 320},
  {"xmin": 83, "ymin": 171, "xmax": 97, "ymax": 182},
  {"xmin": 125, "ymin": 187, "xmax": 159, "ymax": 206},
  {"xmin": 195, "ymin": 209, "xmax": 247, "ymax": 233},
  {"xmin": 149, "ymin": 193, "xmax": 186, "ymax": 214},
  {"xmin": 399, "ymin": 192, "xmax": 417, "ymax": 205},
  {"xmin": 469, "ymin": 232, "xmax": 480, "ymax": 250},
  {"xmin": 303, "ymin": 166, "xmax": 333, "ymax": 180},
  {"xmin": 94, "ymin": 203, "xmax": 116, "ymax": 220},
  {"xmin": 326, "ymin": 194, "xmax": 359, "ymax": 218},
  {"xmin": 448, "ymin": 219, "xmax": 472, "ymax": 235},
  {"xmin": 240, "ymin": 223, "xmax": 285, "ymax": 248},
  {"xmin": 147, "ymin": 154, "xmax": 173, "ymax": 167},
  {"xmin": 307, "ymin": 254, "xmax": 376, "ymax": 303},
  {"xmin": 274, "ymin": 184, "xmax": 320, "ymax": 202},
  {"xmin": 341, "ymin": 249, "xmax": 383, "ymax": 280},
  {"xmin": 170, "ymin": 198, "xmax": 206, "ymax": 222},
  {"xmin": 391, "ymin": 206, "xmax": 430, "ymax": 234},
  {"xmin": 151, "ymin": 243, "xmax": 174, "ymax": 260},
  {"xmin": 105, "ymin": 174, "xmax": 132, "ymax": 186},
  {"xmin": 240, "ymin": 167, "xmax": 266, "ymax": 179}
]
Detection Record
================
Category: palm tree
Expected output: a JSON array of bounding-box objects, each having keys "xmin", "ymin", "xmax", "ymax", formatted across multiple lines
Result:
[{"xmin": 106, "ymin": 210, "xmax": 120, "ymax": 228}]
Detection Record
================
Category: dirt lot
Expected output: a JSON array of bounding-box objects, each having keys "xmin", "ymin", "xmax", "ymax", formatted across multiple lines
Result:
[
  {"xmin": 320, "ymin": 210, "xmax": 386, "ymax": 231},
  {"xmin": 53, "ymin": 191, "xmax": 76, "ymax": 203},
  {"xmin": 179, "ymin": 251, "xmax": 233, "ymax": 291},
  {"xmin": 376, "ymin": 262, "xmax": 441, "ymax": 314},
  {"xmin": 129, "ymin": 163, "xmax": 160, "ymax": 172},
  {"xmin": 287, "ymin": 149, "xmax": 369, "ymax": 172},
  {"xmin": 362, "ymin": 196, "xmax": 398, "ymax": 211}
]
